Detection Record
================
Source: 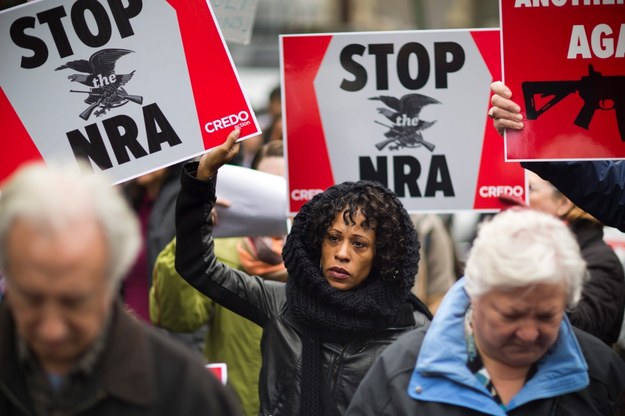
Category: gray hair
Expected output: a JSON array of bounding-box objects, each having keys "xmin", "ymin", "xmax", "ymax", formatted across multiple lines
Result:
[
  {"xmin": 464, "ymin": 209, "xmax": 587, "ymax": 308},
  {"xmin": 0, "ymin": 161, "xmax": 140, "ymax": 291}
]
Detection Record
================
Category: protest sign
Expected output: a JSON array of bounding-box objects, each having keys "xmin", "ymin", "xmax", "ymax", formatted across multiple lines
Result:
[
  {"xmin": 501, "ymin": 0, "xmax": 625, "ymax": 160},
  {"xmin": 0, "ymin": 0, "xmax": 260, "ymax": 185},
  {"xmin": 206, "ymin": 363, "xmax": 228, "ymax": 385},
  {"xmin": 281, "ymin": 29, "xmax": 525, "ymax": 214},
  {"xmin": 213, "ymin": 164, "xmax": 288, "ymax": 238},
  {"xmin": 209, "ymin": 0, "xmax": 259, "ymax": 45}
]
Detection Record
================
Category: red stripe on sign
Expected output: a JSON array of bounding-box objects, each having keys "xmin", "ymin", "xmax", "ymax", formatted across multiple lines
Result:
[
  {"xmin": 283, "ymin": 35, "xmax": 333, "ymax": 213},
  {"xmin": 470, "ymin": 30, "xmax": 524, "ymax": 210},
  {"xmin": 166, "ymin": 0, "xmax": 257, "ymax": 150},
  {"xmin": 0, "ymin": 87, "xmax": 42, "ymax": 186}
]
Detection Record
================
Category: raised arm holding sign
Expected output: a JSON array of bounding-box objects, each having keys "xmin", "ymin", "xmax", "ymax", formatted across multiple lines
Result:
[{"xmin": 174, "ymin": 129, "xmax": 431, "ymax": 416}]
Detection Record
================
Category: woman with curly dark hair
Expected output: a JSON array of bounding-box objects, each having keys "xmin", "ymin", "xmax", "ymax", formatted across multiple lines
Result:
[{"xmin": 174, "ymin": 129, "xmax": 431, "ymax": 416}]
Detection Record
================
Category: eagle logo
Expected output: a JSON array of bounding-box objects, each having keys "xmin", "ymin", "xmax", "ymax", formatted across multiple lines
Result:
[
  {"xmin": 369, "ymin": 93, "xmax": 440, "ymax": 152},
  {"xmin": 56, "ymin": 48, "xmax": 143, "ymax": 121}
]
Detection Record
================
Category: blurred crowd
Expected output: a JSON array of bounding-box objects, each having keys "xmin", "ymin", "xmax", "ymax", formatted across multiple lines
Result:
[
  {"xmin": 2, "ymin": 81, "xmax": 625, "ymax": 415},
  {"xmin": 0, "ymin": 8, "xmax": 624, "ymax": 409}
]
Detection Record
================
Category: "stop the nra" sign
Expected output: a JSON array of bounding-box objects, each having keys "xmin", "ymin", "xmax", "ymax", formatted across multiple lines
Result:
[
  {"xmin": 0, "ymin": 0, "xmax": 260, "ymax": 185},
  {"xmin": 281, "ymin": 29, "xmax": 525, "ymax": 213}
]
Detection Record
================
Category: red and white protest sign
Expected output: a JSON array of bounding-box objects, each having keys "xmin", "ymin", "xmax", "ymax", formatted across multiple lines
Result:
[
  {"xmin": 501, "ymin": 0, "xmax": 625, "ymax": 161},
  {"xmin": 281, "ymin": 29, "xmax": 524, "ymax": 214},
  {"xmin": 206, "ymin": 363, "xmax": 228, "ymax": 385},
  {"xmin": 0, "ymin": 0, "xmax": 260, "ymax": 185}
]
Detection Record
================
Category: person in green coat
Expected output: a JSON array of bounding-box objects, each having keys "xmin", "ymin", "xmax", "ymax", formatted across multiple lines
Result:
[{"xmin": 150, "ymin": 237, "xmax": 263, "ymax": 416}]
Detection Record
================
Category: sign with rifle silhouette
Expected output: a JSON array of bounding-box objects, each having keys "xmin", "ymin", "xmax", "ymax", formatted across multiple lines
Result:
[
  {"xmin": 0, "ymin": 0, "xmax": 260, "ymax": 185},
  {"xmin": 281, "ymin": 29, "xmax": 524, "ymax": 213},
  {"xmin": 500, "ymin": 0, "xmax": 625, "ymax": 160}
]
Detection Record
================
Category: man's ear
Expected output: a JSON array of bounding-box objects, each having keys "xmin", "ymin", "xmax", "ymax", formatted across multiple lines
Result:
[{"xmin": 555, "ymin": 197, "xmax": 575, "ymax": 218}]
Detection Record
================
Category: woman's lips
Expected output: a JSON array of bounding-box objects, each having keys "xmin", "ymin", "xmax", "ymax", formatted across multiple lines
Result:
[{"xmin": 327, "ymin": 267, "xmax": 350, "ymax": 280}]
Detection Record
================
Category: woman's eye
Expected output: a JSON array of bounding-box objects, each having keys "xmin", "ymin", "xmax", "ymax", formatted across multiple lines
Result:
[
  {"xmin": 502, "ymin": 313, "xmax": 521, "ymax": 321},
  {"xmin": 537, "ymin": 314, "xmax": 556, "ymax": 322},
  {"xmin": 327, "ymin": 235, "xmax": 340, "ymax": 243},
  {"xmin": 353, "ymin": 241, "xmax": 367, "ymax": 249}
]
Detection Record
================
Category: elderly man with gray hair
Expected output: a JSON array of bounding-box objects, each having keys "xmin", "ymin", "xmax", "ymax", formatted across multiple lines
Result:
[
  {"xmin": 346, "ymin": 209, "xmax": 625, "ymax": 416},
  {"xmin": 0, "ymin": 161, "xmax": 241, "ymax": 416}
]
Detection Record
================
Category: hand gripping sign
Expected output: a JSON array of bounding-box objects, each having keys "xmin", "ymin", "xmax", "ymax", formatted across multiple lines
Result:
[
  {"xmin": 281, "ymin": 29, "xmax": 525, "ymax": 213},
  {"xmin": 0, "ymin": 0, "xmax": 260, "ymax": 185}
]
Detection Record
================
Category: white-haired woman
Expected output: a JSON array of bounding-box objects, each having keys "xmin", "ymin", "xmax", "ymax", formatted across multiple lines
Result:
[{"xmin": 346, "ymin": 209, "xmax": 625, "ymax": 416}]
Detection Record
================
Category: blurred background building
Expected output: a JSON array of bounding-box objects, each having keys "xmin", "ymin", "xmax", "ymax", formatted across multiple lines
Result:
[
  {"xmin": 0, "ymin": 0, "xmax": 499, "ymax": 110},
  {"xmin": 228, "ymin": 0, "xmax": 499, "ymax": 109}
]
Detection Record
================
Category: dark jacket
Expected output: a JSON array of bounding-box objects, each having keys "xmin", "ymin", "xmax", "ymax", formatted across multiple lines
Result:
[
  {"xmin": 346, "ymin": 280, "xmax": 625, "ymax": 416},
  {"xmin": 175, "ymin": 163, "xmax": 430, "ymax": 415},
  {"xmin": 568, "ymin": 218, "xmax": 625, "ymax": 346},
  {"xmin": 523, "ymin": 161, "xmax": 625, "ymax": 232},
  {"xmin": 0, "ymin": 302, "xmax": 241, "ymax": 416}
]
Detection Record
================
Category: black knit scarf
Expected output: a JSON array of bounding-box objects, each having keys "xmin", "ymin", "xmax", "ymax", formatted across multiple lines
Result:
[{"xmin": 282, "ymin": 181, "xmax": 422, "ymax": 416}]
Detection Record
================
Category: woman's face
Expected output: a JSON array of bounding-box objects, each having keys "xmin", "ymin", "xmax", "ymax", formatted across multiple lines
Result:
[
  {"xmin": 471, "ymin": 282, "xmax": 567, "ymax": 369},
  {"xmin": 320, "ymin": 210, "xmax": 375, "ymax": 291}
]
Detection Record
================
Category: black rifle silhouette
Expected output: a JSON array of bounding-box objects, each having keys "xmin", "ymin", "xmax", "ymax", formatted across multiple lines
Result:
[
  {"xmin": 374, "ymin": 121, "xmax": 436, "ymax": 151},
  {"xmin": 70, "ymin": 89, "xmax": 143, "ymax": 120},
  {"xmin": 522, "ymin": 65, "xmax": 625, "ymax": 141},
  {"xmin": 78, "ymin": 98, "xmax": 102, "ymax": 121}
]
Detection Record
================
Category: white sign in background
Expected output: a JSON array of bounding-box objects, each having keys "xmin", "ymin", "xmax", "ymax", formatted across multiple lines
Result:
[
  {"xmin": 214, "ymin": 164, "xmax": 288, "ymax": 238},
  {"xmin": 209, "ymin": 0, "xmax": 259, "ymax": 45}
]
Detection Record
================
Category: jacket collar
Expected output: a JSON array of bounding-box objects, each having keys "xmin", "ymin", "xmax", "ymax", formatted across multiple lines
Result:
[
  {"xmin": 407, "ymin": 279, "xmax": 589, "ymax": 414},
  {"xmin": 0, "ymin": 301, "xmax": 157, "ymax": 409},
  {"xmin": 95, "ymin": 302, "xmax": 158, "ymax": 406}
]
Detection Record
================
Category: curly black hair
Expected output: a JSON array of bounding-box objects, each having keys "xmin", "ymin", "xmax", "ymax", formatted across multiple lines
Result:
[{"xmin": 302, "ymin": 181, "xmax": 416, "ymax": 286}]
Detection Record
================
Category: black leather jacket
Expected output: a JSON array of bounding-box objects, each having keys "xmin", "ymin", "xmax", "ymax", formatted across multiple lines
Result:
[
  {"xmin": 175, "ymin": 163, "xmax": 430, "ymax": 415},
  {"xmin": 567, "ymin": 218, "xmax": 625, "ymax": 346}
]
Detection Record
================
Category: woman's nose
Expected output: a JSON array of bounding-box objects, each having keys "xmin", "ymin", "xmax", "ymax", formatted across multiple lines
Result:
[
  {"xmin": 334, "ymin": 241, "xmax": 350, "ymax": 261},
  {"xmin": 516, "ymin": 320, "xmax": 539, "ymax": 342}
]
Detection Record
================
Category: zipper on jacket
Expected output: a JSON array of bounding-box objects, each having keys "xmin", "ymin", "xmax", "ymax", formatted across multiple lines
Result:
[
  {"xmin": 330, "ymin": 338, "xmax": 373, "ymax": 387},
  {"xmin": 331, "ymin": 354, "xmax": 342, "ymax": 385},
  {"xmin": 330, "ymin": 344, "xmax": 349, "ymax": 387},
  {"xmin": 357, "ymin": 339, "xmax": 374, "ymax": 353}
]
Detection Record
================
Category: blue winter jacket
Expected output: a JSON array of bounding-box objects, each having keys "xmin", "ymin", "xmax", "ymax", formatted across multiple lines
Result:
[
  {"xmin": 346, "ymin": 279, "xmax": 625, "ymax": 416},
  {"xmin": 407, "ymin": 279, "xmax": 588, "ymax": 415}
]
